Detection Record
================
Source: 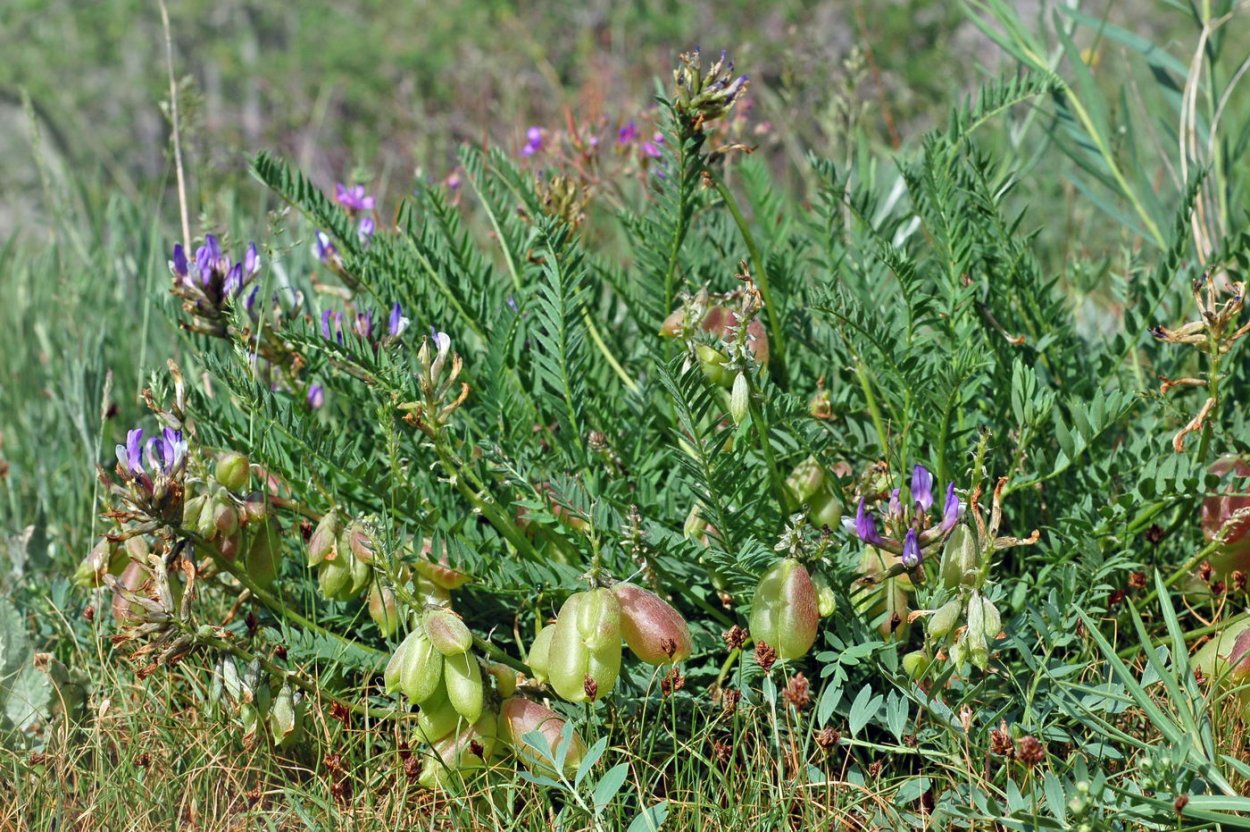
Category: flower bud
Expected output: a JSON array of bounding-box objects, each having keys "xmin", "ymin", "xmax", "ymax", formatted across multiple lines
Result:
[
  {"xmin": 927, "ymin": 598, "xmax": 962, "ymax": 640},
  {"xmin": 500, "ymin": 697, "xmax": 586, "ymax": 777},
  {"xmin": 548, "ymin": 589, "xmax": 623, "ymax": 702},
  {"xmin": 809, "ymin": 388, "xmax": 833, "ymax": 420},
  {"xmin": 368, "ymin": 582, "xmax": 401, "ymax": 638},
  {"xmin": 613, "ymin": 583, "xmax": 692, "ymax": 664},
  {"xmin": 214, "ymin": 452, "xmax": 250, "ymax": 492},
  {"xmin": 526, "ymin": 625, "xmax": 554, "ymax": 684},
  {"xmin": 347, "ymin": 547, "xmax": 371, "ymax": 597},
  {"xmin": 939, "ymin": 525, "xmax": 980, "ymax": 589},
  {"xmin": 424, "ymin": 609, "xmax": 473, "ymax": 656},
  {"xmin": 307, "ymin": 511, "xmax": 340, "ymax": 567},
  {"xmin": 729, "ymin": 372, "xmax": 750, "ymax": 425},
  {"xmin": 748, "ymin": 558, "xmax": 820, "ymax": 661},
  {"xmin": 444, "ymin": 651, "xmax": 484, "ymax": 724},
  {"xmin": 246, "ymin": 520, "xmax": 281, "ymax": 589}
]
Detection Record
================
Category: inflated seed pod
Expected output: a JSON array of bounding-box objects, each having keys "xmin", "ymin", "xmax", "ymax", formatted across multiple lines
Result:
[
  {"xmin": 526, "ymin": 625, "xmax": 554, "ymax": 684},
  {"xmin": 423, "ymin": 609, "xmax": 473, "ymax": 656},
  {"xmin": 811, "ymin": 570, "xmax": 837, "ymax": 617},
  {"xmin": 500, "ymin": 697, "xmax": 586, "ymax": 777},
  {"xmin": 443, "ymin": 651, "xmax": 484, "ymax": 723},
  {"xmin": 612, "ymin": 583, "xmax": 692, "ymax": 664},
  {"xmin": 387, "ymin": 628, "xmax": 442, "ymax": 705},
  {"xmin": 748, "ymin": 558, "xmax": 820, "ymax": 661},
  {"xmin": 548, "ymin": 589, "xmax": 622, "ymax": 702},
  {"xmin": 808, "ymin": 489, "xmax": 844, "ymax": 529},
  {"xmin": 415, "ymin": 682, "xmax": 461, "ymax": 744},
  {"xmin": 413, "ymin": 557, "xmax": 472, "ymax": 590},
  {"xmin": 927, "ymin": 598, "xmax": 962, "ymax": 640},
  {"xmin": 485, "ymin": 661, "xmax": 518, "ymax": 698},
  {"xmin": 182, "ymin": 494, "xmax": 208, "ymax": 534},
  {"xmin": 317, "ymin": 554, "xmax": 353, "ymax": 600},
  {"xmin": 246, "ymin": 519, "xmax": 281, "ymax": 590},
  {"xmin": 783, "ymin": 457, "xmax": 826, "ymax": 509},
  {"xmin": 307, "ymin": 510, "xmax": 340, "ymax": 567},
  {"xmin": 939, "ymin": 525, "xmax": 979, "ymax": 590},
  {"xmin": 269, "ymin": 681, "xmax": 304, "ymax": 748},
  {"xmin": 215, "ymin": 452, "xmax": 250, "ymax": 492},
  {"xmin": 368, "ymin": 582, "xmax": 401, "ymax": 638},
  {"xmin": 346, "ymin": 545, "xmax": 372, "ymax": 597},
  {"xmin": 417, "ymin": 716, "xmax": 499, "ymax": 789},
  {"xmin": 111, "ymin": 560, "xmax": 148, "ymax": 626}
]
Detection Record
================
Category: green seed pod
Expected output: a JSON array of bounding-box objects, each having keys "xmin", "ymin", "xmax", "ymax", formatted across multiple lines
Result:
[
  {"xmin": 347, "ymin": 547, "xmax": 371, "ymax": 597},
  {"xmin": 246, "ymin": 520, "xmax": 281, "ymax": 590},
  {"xmin": 219, "ymin": 530, "xmax": 244, "ymax": 562},
  {"xmin": 927, "ymin": 598, "xmax": 962, "ymax": 640},
  {"xmin": 748, "ymin": 558, "xmax": 820, "ymax": 661},
  {"xmin": 111, "ymin": 560, "xmax": 148, "ymax": 626},
  {"xmin": 197, "ymin": 493, "xmax": 221, "ymax": 541},
  {"xmin": 784, "ymin": 457, "xmax": 826, "ymax": 509},
  {"xmin": 182, "ymin": 494, "xmax": 208, "ymax": 534},
  {"xmin": 939, "ymin": 525, "xmax": 979, "ymax": 590},
  {"xmin": 415, "ymin": 575, "xmax": 453, "ymax": 607},
  {"xmin": 269, "ymin": 682, "xmax": 301, "ymax": 748},
  {"xmin": 214, "ymin": 452, "xmax": 250, "ymax": 492},
  {"xmin": 527, "ymin": 625, "xmax": 554, "ymax": 684},
  {"xmin": 695, "ymin": 343, "xmax": 734, "ymax": 388},
  {"xmin": 368, "ymin": 582, "xmax": 401, "ymax": 639},
  {"xmin": 964, "ymin": 592, "xmax": 994, "ymax": 670},
  {"xmin": 902, "ymin": 650, "xmax": 931, "ymax": 679},
  {"xmin": 317, "ymin": 555, "xmax": 352, "ymax": 600},
  {"xmin": 548, "ymin": 589, "xmax": 622, "ymax": 702},
  {"xmin": 729, "ymin": 372, "xmax": 750, "ymax": 425},
  {"xmin": 809, "ymin": 489, "xmax": 844, "ymax": 530},
  {"xmin": 213, "ymin": 499, "xmax": 240, "ymax": 540},
  {"xmin": 811, "ymin": 570, "xmax": 837, "ymax": 618},
  {"xmin": 344, "ymin": 520, "xmax": 375, "ymax": 564},
  {"xmin": 307, "ymin": 510, "xmax": 340, "ymax": 567},
  {"xmin": 500, "ymin": 697, "xmax": 586, "ymax": 778},
  {"xmin": 443, "ymin": 651, "xmax": 484, "ymax": 723},
  {"xmin": 612, "ymin": 583, "xmax": 692, "ymax": 664},
  {"xmin": 400, "ymin": 629, "xmax": 444, "ymax": 705},
  {"xmin": 413, "ymin": 557, "xmax": 472, "ymax": 591},
  {"xmin": 424, "ymin": 609, "xmax": 473, "ymax": 656},
  {"xmin": 418, "ymin": 716, "xmax": 499, "ymax": 789},
  {"xmin": 74, "ymin": 539, "xmax": 119, "ymax": 588},
  {"xmin": 486, "ymin": 662, "xmax": 518, "ymax": 698},
  {"xmin": 384, "ymin": 634, "xmax": 413, "ymax": 695},
  {"xmin": 415, "ymin": 682, "xmax": 460, "ymax": 744}
]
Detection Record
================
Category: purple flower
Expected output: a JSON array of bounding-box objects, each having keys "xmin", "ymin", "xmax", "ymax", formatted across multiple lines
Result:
[
  {"xmin": 911, "ymin": 465, "xmax": 934, "ymax": 513},
  {"xmin": 353, "ymin": 310, "xmax": 375, "ymax": 339},
  {"xmin": 445, "ymin": 172, "xmax": 462, "ymax": 191},
  {"xmin": 223, "ymin": 262, "xmax": 245, "ymax": 296},
  {"xmin": 388, "ymin": 302, "xmax": 409, "ymax": 337},
  {"xmin": 312, "ymin": 231, "xmax": 337, "ymax": 263},
  {"xmin": 357, "ymin": 216, "xmax": 376, "ymax": 245},
  {"xmin": 888, "ymin": 488, "xmax": 902, "ymax": 520},
  {"xmin": 170, "ymin": 244, "xmax": 191, "ymax": 284},
  {"xmin": 244, "ymin": 285, "xmax": 260, "ymax": 318},
  {"xmin": 901, "ymin": 528, "xmax": 922, "ymax": 569},
  {"xmin": 939, "ymin": 483, "xmax": 962, "ymax": 533},
  {"xmin": 196, "ymin": 234, "xmax": 224, "ymax": 281},
  {"xmin": 617, "ymin": 120, "xmax": 638, "ymax": 144},
  {"xmin": 521, "ymin": 126, "xmax": 544, "ymax": 157},
  {"xmin": 855, "ymin": 498, "xmax": 883, "ymax": 546},
  {"xmin": 243, "ymin": 243, "xmax": 260, "ymax": 276},
  {"xmin": 145, "ymin": 428, "xmax": 186, "ymax": 475},
  {"xmin": 335, "ymin": 183, "xmax": 375, "ymax": 212},
  {"xmin": 641, "ymin": 133, "xmax": 664, "ymax": 159},
  {"xmin": 115, "ymin": 428, "xmax": 146, "ymax": 476},
  {"xmin": 321, "ymin": 309, "xmax": 343, "ymax": 344},
  {"xmin": 307, "ymin": 385, "xmax": 325, "ymax": 410}
]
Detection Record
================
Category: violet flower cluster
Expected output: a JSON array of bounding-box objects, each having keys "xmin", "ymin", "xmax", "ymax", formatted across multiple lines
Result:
[
  {"xmin": 851, "ymin": 465, "xmax": 962, "ymax": 569},
  {"xmin": 170, "ymin": 235, "xmax": 262, "ymax": 332},
  {"xmin": 320, "ymin": 302, "xmax": 409, "ymax": 346}
]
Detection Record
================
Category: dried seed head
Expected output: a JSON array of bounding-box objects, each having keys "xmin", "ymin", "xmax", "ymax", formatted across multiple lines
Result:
[
  {"xmin": 782, "ymin": 672, "xmax": 811, "ymax": 711},
  {"xmin": 754, "ymin": 640, "xmax": 777, "ymax": 673},
  {"xmin": 989, "ymin": 721, "xmax": 1014, "ymax": 757},
  {"xmin": 815, "ymin": 727, "xmax": 841, "ymax": 750},
  {"xmin": 723, "ymin": 625, "xmax": 748, "ymax": 650},
  {"xmin": 1016, "ymin": 736, "xmax": 1045, "ymax": 766},
  {"xmin": 583, "ymin": 675, "xmax": 599, "ymax": 702}
]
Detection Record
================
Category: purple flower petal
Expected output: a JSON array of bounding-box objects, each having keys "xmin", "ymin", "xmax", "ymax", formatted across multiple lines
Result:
[
  {"xmin": 939, "ymin": 482, "xmax": 962, "ymax": 533},
  {"xmin": 124, "ymin": 428, "xmax": 145, "ymax": 475},
  {"xmin": 388, "ymin": 302, "xmax": 408, "ymax": 337},
  {"xmin": 901, "ymin": 528, "xmax": 922, "ymax": 569},
  {"xmin": 223, "ymin": 262, "xmax": 244, "ymax": 296},
  {"xmin": 307, "ymin": 385, "xmax": 325, "ymax": 410},
  {"xmin": 244, "ymin": 243, "xmax": 260, "ymax": 276},
  {"xmin": 617, "ymin": 120, "xmax": 638, "ymax": 144},
  {"xmin": 911, "ymin": 465, "xmax": 934, "ymax": 513},
  {"xmin": 171, "ymin": 244, "xmax": 188, "ymax": 278},
  {"xmin": 357, "ymin": 216, "xmax": 376, "ymax": 245},
  {"xmin": 855, "ymin": 498, "xmax": 883, "ymax": 545},
  {"xmin": 888, "ymin": 488, "xmax": 902, "ymax": 520}
]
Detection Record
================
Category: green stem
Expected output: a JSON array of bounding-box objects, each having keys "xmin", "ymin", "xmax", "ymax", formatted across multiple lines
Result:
[
  {"xmin": 711, "ymin": 175, "xmax": 787, "ymax": 387},
  {"xmin": 854, "ymin": 357, "xmax": 890, "ymax": 452}
]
